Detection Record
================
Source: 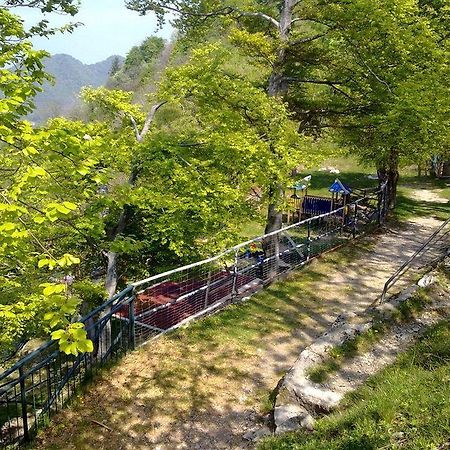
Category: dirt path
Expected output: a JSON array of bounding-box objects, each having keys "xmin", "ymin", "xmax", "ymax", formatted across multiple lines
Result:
[
  {"xmin": 37, "ymin": 192, "xmax": 449, "ymax": 450},
  {"xmin": 325, "ymin": 300, "xmax": 450, "ymax": 397}
]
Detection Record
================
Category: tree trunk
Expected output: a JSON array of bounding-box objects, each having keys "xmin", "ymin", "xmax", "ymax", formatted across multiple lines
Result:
[
  {"xmin": 263, "ymin": 187, "xmax": 284, "ymax": 280},
  {"xmin": 264, "ymin": 0, "xmax": 295, "ymax": 239},
  {"xmin": 97, "ymin": 178, "xmax": 134, "ymax": 358},
  {"xmin": 377, "ymin": 148, "xmax": 399, "ymax": 210}
]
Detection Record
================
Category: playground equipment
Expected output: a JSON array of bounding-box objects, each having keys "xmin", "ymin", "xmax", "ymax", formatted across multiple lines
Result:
[{"xmin": 284, "ymin": 177, "xmax": 353, "ymax": 224}]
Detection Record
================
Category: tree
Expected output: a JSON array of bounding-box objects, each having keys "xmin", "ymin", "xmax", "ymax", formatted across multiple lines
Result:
[
  {"xmin": 109, "ymin": 57, "xmax": 122, "ymax": 77},
  {"xmin": 125, "ymin": 0, "xmax": 332, "ymax": 235},
  {"xmin": 307, "ymin": 0, "xmax": 450, "ymax": 207},
  {"xmin": 80, "ymin": 38, "xmax": 309, "ymax": 292},
  {"xmin": 0, "ymin": 8, "xmax": 97, "ymax": 356},
  {"xmin": 126, "ymin": 0, "xmax": 450, "ymax": 209}
]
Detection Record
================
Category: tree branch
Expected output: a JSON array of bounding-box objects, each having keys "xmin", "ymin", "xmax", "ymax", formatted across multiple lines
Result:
[
  {"xmin": 140, "ymin": 101, "xmax": 167, "ymax": 140},
  {"xmin": 236, "ymin": 11, "xmax": 279, "ymax": 28},
  {"xmin": 127, "ymin": 114, "xmax": 141, "ymax": 142},
  {"xmin": 127, "ymin": 101, "xmax": 167, "ymax": 142},
  {"xmin": 282, "ymin": 77, "xmax": 344, "ymax": 85},
  {"xmin": 126, "ymin": 1, "xmax": 279, "ymax": 28},
  {"xmin": 288, "ymin": 33, "xmax": 326, "ymax": 47}
]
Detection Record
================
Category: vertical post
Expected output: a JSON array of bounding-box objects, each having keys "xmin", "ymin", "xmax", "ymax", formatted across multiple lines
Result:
[
  {"xmin": 231, "ymin": 249, "xmax": 239, "ymax": 300},
  {"xmin": 46, "ymin": 364, "xmax": 52, "ymax": 415},
  {"xmin": 204, "ymin": 270, "xmax": 212, "ymax": 308},
  {"xmin": 353, "ymin": 203, "xmax": 358, "ymax": 238},
  {"xmin": 19, "ymin": 366, "xmax": 30, "ymax": 443},
  {"xmin": 306, "ymin": 220, "xmax": 312, "ymax": 260},
  {"xmin": 128, "ymin": 295, "xmax": 136, "ymax": 350},
  {"xmin": 383, "ymin": 182, "xmax": 388, "ymax": 222},
  {"xmin": 377, "ymin": 188, "xmax": 383, "ymax": 226}
]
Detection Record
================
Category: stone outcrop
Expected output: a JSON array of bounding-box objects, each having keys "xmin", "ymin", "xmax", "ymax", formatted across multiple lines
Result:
[{"xmin": 273, "ymin": 283, "xmax": 424, "ymax": 434}]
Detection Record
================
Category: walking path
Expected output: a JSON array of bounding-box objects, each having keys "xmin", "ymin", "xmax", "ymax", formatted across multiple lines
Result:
[{"xmin": 37, "ymin": 189, "xmax": 449, "ymax": 450}]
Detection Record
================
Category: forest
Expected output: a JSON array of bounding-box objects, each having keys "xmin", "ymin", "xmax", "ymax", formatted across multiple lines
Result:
[{"xmin": 0, "ymin": 0, "xmax": 449, "ymax": 362}]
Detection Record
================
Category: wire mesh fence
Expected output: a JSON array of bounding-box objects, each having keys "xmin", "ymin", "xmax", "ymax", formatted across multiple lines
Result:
[{"xmin": 0, "ymin": 182, "xmax": 387, "ymax": 448}]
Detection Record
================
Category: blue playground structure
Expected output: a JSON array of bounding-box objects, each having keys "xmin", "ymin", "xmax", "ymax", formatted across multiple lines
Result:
[{"xmin": 284, "ymin": 177, "xmax": 353, "ymax": 223}]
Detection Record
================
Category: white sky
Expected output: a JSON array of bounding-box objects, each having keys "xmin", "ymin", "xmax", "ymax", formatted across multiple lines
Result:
[{"xmin": 18, "ymin": 0, "xmax": 173, "ymax": 64}]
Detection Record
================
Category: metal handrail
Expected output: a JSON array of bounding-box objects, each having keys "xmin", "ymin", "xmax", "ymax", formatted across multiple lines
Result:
[{"xmin": 380, "ymin": 216, "xmax": 450, "ymax": 302}]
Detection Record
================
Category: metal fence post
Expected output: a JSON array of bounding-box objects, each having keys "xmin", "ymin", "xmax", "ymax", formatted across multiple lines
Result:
[
  {"xmin": 46, "ymin": 364, "xmax": 52, "ymax": 416},
  {"xmin": 19, "ymin": 366, "xmax": 30, "ymax": 442},
  {"xmin": 306, "ymin": 220, "xmax": 312, "ymax": 260},
  {"xmin": 231, "ymin": 249, "xmax": 239, "ymax": 300},
  {"xmin": 204, "ymin": 270, "xmax": 212, "ymax": 308},
  {"xmin": 353, "ymin": 203, "xmax": 358, "ymax": 238},
  {"xmin": 128, "ymin": 294, "xmax": 136, "ymax": 350},
  {"xmin": 377, "ymin": 189, "xmax": 382, "ymax": 226},
  {"xmin": 383, "ymin": 182, "xmax": 388, "ymax": 222}
]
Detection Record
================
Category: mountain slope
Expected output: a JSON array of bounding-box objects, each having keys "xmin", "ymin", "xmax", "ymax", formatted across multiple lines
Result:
[{"xmin": 29, "ymin": 54, "xmax": 124, "ymax": 124}]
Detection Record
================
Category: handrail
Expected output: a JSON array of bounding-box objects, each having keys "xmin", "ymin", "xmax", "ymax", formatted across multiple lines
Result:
[
  {"xmin": 380, "ymin": 216, "xmax": 450, "ymax": 302},
  {"xmin": 133, "ymin": 184, "xmax": 387, "ymax": 289}
]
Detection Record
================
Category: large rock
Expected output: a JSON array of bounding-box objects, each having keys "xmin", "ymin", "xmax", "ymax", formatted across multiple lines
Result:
[{"xmin": 274, "ymin": 404, "xmax": 315, "ymax": 433}]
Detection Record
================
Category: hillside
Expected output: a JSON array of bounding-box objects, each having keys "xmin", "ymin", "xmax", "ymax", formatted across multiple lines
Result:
[{"xmin": 29, "ymin": 54, "xmax": 124, "ymax": 124}]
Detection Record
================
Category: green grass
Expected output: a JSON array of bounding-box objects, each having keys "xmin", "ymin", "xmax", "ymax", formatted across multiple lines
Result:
[
  {"xmin": 260, "ymin": 320, "xmax": 450, "ymax": 450},
  {"xmin": 297, "ymin": 158, "xmax": 449, "ymax": 220},
  {"xmin": 296, "ymin": 157, "xmax": 376, "ymax": 197}
]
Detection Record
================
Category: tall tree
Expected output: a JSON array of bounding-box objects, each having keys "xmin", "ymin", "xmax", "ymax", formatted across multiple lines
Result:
[
  {"xmin": 125, "ymin": 0, "xmax": 331, "ymax": 234},
  {"xmin": 0, "ymin": 8, "xmax": 97, "ymax": 355},
  {"xmin": 307, "ymin": 0, "xmax": 450, "ymax": 207}
]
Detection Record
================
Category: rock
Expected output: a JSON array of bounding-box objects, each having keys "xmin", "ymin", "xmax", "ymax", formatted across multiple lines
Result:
[
  {"xmin": 392, "ymin": 431, "xmax": 405, "ymax": 440},
  {"xmin": 354, "ymin": 322, "xmax": 372, "ymax": 334},
  {"xmin": 243, "ymin": 426, "xmax": 271, "ymax": 442},
  {"xmin": 418, "ymin": 274, "xmax": 435, "ymax": 288},
  {"xmin": 367, "ymin": 174, "xmax": 379, "ymax": 180},
  {"xmin": 274, "ymin": 404, "xmax": 307, "ymax": 426},
  {"xmin": 300, "ymin": 414, "xmax": 315, "ymax": 431},
  {"xmin": 274, "ymin": 404, "xmax": 315, "ymax": 434},
  {"xmin": 375, "ymin": 302, "xmax": 397, "ymax": 319}
]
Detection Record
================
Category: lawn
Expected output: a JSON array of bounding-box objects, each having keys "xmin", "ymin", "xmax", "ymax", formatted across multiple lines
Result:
[{"xmin": 259, "ymin": 320, "xmax": 450, "ymax": 450}]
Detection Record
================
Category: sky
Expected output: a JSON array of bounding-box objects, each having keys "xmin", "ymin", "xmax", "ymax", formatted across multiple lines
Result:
[{"xmin": 18, "ymin": 0, "xmax": 173, "ymax": 64}]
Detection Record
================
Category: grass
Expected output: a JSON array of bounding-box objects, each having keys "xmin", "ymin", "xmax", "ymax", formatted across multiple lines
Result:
[
  {"xmin": 36, "ymin": 236, "xmax": 377, "ymax": 449},
  {"xmin": 295, "ymin": 158, "xmax": 449, "ymax": 227},
  {"xmin": 260, "ymin": 320, "xmax": 450, "ymax": 450},
  {"xmin": 296, "ymin": 157, "xmax": 377, "ymax": 197}
]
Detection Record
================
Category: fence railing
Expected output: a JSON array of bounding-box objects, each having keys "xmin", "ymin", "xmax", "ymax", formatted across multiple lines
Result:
[
  {"xmin": 0, "ymin": 182, "xmax": 388, "ymax": 448},
  {"xmin": 380, "ymin": 216, "xmax": 450, "ymax": 302}
]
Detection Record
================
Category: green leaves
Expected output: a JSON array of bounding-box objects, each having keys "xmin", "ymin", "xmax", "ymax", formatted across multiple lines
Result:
[
  {"xmin": 51, "ymin": 323, "xmax": 93, "ymax": 356},
  {"xmin": 41, "ymin": 283, "xmax": 66, "ymax": 296}
]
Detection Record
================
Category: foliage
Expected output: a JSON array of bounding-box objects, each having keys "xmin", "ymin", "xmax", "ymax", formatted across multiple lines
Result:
[
  {"xmin": 124, "ymin": 36, "xmax": 165, "ymax": 69},
  {"xmin": 0, "ymin": 9, "xmax": 119, "ymax": 354},
  {"xmin": 108, "ymin": 36, "xmax": 166, "ymax": 94},
  {"xmin": 159, "ymin": 43, "xmax": 309, "ymax": 203},
  {"xmin": 314, "ymin": 0, "xmax": 450, "ymax": 168}
]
